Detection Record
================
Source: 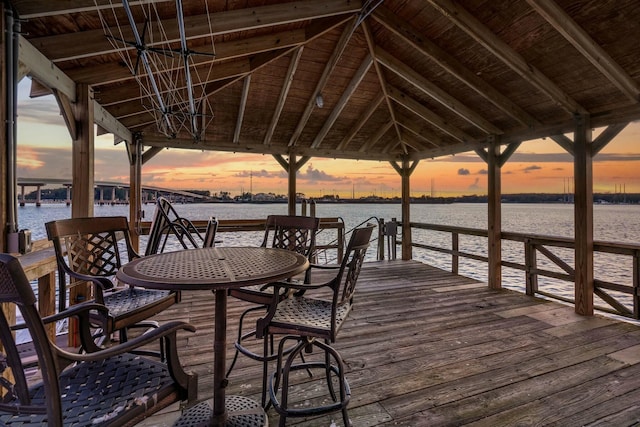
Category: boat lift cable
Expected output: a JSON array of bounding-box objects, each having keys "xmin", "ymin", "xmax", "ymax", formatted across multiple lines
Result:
[
  {"xmin": 175, "ymin": 0, "xmax": 199, "ymax": 142},
  {"xmin": 121, "ymin": 0, "xmax": 175, "ymax": 136},
  {"xmin": 315, "ymin": 216, "xmax": 380, "ymax": 264}
]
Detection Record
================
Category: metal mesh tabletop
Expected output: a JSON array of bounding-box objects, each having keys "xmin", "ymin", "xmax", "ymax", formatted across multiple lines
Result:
[
  {"xmin": 117, "ymin": 247, "xmax": 308, "ymax": 290},
  {"xmin": 116, "ymin": 246, "xmax": 308, "ymax": 426}
]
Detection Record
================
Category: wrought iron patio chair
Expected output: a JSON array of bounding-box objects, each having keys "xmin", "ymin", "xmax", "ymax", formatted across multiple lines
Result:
[
  {"xmin": 46, "ymin": 216, "xmax": 180, "ymax": 351},
  {"xmin": 226, "ymin": 214, "xmax": 320, "ymax": 377},
  {"xmin": 145, "ymin": 196, "xmax": 218, "ymax": 255},
  {"xmin": 0, "ymin": 253, "xmax": 197, "ymax": 427},
  {"xmin": 257, "ymin": 224, "xmax": 374, "ymax": 426}
]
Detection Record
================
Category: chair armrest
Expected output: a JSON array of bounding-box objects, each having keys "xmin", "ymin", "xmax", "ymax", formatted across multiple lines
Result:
[
  {"xmin": 308, "ymin": 263, "xmax": 340, "ymax": 270},
  {"xmin": 55, "ymin": 320, "xmax": 195, "ymax": 361},
  {"xmin": 60, "ymin": 265, "xmax": 115, "ymax": 291},
  {"xmin": 10, "ymin": 302, "xmax": 109, "ymax": 331},
  {"xmin": 42, "ymin": 302, "xmax": 109, "ymax": 325}
]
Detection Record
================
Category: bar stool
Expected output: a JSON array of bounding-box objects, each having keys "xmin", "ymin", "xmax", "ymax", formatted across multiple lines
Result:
[{"xmin": 257, "ymin": 224, "xmax": 374, "ymax": 426}]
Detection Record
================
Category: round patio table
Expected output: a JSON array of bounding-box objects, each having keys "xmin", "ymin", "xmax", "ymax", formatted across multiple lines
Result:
[{"xmin": 116, "ymin": 246, "xmax": 309, "ymax": 426}]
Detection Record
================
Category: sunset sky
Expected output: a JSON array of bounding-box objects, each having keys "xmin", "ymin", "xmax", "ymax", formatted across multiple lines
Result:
[{"xmin": 16, "ymin": 78, "xmax": 640, "ymax": 199}]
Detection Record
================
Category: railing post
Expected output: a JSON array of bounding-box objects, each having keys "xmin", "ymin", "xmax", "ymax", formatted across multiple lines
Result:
[
  {"xmin": 452, "ymin": 232, "xmax": 459, "ymax": 275},
  {"xmin": 378, "ymin": 218, "xmax": 385, "ymax": 261},
  {"xmin": 387, "ymin": 218, "xmax": 398, "ymax": 260},
  {"xmin": 301, "ymin": 199, "xmax": 307, "ymax": 216},
  {"xmin": 310, "ymin": 199, "xmax": 316, "ymax": 217},
  {"xmin": 337, "ymin": 222, "xmax": 344, "ymax": 263},
  {"xmin": 525, "ymin": 239, "xmax": 538, "ymax": 296},
  {"xmin": 634, "ymin": 249, "xmax": 640, "ymax": 319}
]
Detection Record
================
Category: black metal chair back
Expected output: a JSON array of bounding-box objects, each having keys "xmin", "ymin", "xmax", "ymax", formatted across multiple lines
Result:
[
  {"xmin": 0, "ymin": 253, "xmax": 197, "ymax": 427},
  {"xmin": 46, "ymin": 216, "xmax": 179, "ymax": 349}
]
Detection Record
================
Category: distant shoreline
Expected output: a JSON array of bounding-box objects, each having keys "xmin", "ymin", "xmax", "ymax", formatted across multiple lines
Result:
[{"xmin": 18, "ymin": 193, "xmax": 639, "ymax": 206}]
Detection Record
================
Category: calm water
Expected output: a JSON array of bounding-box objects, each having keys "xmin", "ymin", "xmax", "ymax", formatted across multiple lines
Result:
[{"xmin": 18, "ymin": 201, "xmax": 640, "ymax": 302}]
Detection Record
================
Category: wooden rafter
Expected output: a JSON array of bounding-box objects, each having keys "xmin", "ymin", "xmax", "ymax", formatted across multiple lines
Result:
[
  {"xmin": 311, "ymin": 54, "xmax": 373, "ymax": 149},
  {"xmin": 233, "ymin": 75, "xmax": 252, "ymax": 144},
  {"xmin": 363, "ymin": 20, "xmax": 403, "ymax": 152},
  {"xmin": 386, "ymin": 85, "xmax": 474, "ymax": 143},
  {"xmin": 375, "ymin": 46, "xmax": 503, "ymax": 135},
  {"xmin": 372, "ymin": 6, "xmax": 540, "ymax": 129},
  {"xmin": 396, "ymin": 115, "xmax": 441, "ymax": 148},
  {"xmin": 288, "ymin": 17, "xmax": 359, "ymax": 147},
  {"xmin": 427, "ymin": 0, "xmax": 588, "ymax": 115},
  {"xmin": 264, "ymin": 47, "xmax": 304, "ymax": 146},
  {"xmin": 28, "ymin": 0, "xmax": 362, "ymax": 62},
  {"xmin": 526, "ymin": 0, "xmax": 640, "ymax": 103},
  {"xmin": 335, "ymin": 91, "xmax": 384, "ymax": 151}
]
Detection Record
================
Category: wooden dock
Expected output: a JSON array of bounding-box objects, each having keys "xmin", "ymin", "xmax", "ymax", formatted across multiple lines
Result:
[{"xmin": 138, "ymin": 260, "xmax": 640, "ymax": 426}]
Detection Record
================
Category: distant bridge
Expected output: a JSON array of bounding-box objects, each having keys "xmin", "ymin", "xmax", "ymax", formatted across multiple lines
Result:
[{"xmin": 17, "ymin": 177, "xmax": 207, "ymax": 206}]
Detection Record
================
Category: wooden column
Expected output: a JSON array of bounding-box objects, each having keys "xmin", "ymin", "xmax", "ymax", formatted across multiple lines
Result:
[
  {"xmin": 574, "ymin": 114, "xmax": 594, "ymax": 315},
  {"xmin": 71, "ymin": 84, "xmax": 94, "ymax": 218},
  {"xmin": 287, "ymin": 154, "xmax": 297, "ymax": 216},
  {"xmin": 487, "ymin": 137, "xmax": 502, "ymax": 289},
  {"xmin": 273, "ymin": 152, "xmax": 310, "ymax": 216},
  {"xmin": 1, "ymin": 4, "xmax": 7, "ymax": 252},
  {"xmin": 68, "ymin": 84, "xmax": 94, "ymax": 346},
  {"xmin": 391, "ymin": 157, "xmax": 418, "ymax": 261},
  {"xmin": 128, "ymin": 137, "xmax": 143, "ymax": 252}
]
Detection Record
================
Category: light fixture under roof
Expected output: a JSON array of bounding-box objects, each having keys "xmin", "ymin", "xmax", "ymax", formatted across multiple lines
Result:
[{"xmin": 315, "ymin": 93, "xmax": 324, "ymax": 108}]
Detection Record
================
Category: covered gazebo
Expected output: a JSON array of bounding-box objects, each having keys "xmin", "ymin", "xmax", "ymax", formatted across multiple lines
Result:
[{"xmin": 2, "ymin": 0, "xmax": 640, "ymax": 317}]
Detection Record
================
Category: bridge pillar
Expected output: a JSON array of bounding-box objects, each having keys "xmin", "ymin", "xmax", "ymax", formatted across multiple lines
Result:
[
  {"xmin": 19, "ymin": 185, "xmax": 25, "ymax": 206},
  {"xmin": 35, "ymin": 185, "xmax": 41, "ymax": 207},
  {"xmin": 99, "ymin": 187, "xmax": 104, "ymax": 205},
  {"xmin": 111, "ymin": 187, "xmax": 117, "ymax": 205},
  {"xmin": 65, "ymin": 184, "xmax": 71, "ymax": 206}
]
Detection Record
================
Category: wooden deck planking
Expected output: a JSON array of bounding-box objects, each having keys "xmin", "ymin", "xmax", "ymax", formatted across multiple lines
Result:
[{"xmin": 139, "ymin": 260, "xmax": 640, "ymax": 426}]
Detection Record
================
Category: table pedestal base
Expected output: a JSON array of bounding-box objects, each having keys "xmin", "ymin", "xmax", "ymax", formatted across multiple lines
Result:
[{"xmin": 173, "ymin": 395, "xmax": 268, "ymax": 427}]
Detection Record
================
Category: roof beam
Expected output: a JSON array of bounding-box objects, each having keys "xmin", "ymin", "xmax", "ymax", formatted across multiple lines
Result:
[
  {"xmin": 18, "ymin": 35, "xmax": 75, "ymax": 101},
  {"xmin": 375, "ymin": 46, "xmax": 503, "ymax": 135},
  {"xmin": 526, "ymin": 0, "xmax": 640, "ymax": 103},
  {"xmin": 335, "ymin": 91, "xmax": 384, "ymax": 150},
  {"xmin": 95, "ymin": 56, "xmax": 253, "ymax": 107},
  {"xmin": 365, "ymin": 121, "xmax": 394, "ymax": 153},
  {"xmin": 94, "ymin": 100, "xmax": 133, "ymax": 143},
  {"xmin": 96, "ymin": 15, "xmax": 348, "ymax": 108},
  {"xmin": 363, "ymin": 20, "xmax": 403, "ymax": 148},
  {"xmin": 399, "ymin": 131, "xmax": 430, "ymax": 152},
  {"xmin": 387, "ymin": 85, "xmax": 474, "ymax": 143},
  {"xmin": 288, "ymin": 16, "xmax": 359, "ymax": 147},
  {"xmin": 29, "ymin": 0, "xmax": 362, "ymax": 62},
  {"xmin": 396, "ymin": 115, "xmax": 442, "ymax": 147},
  {"xmin": 311, "ymin": 54, "xmax": 373, "ymax": 149},
  {"xmin": 427, "ymin": 0, "xmax": 588, "ymax": 115},
  {"xmin": 264, "ymin": 47, "xmax": 305, "ymax": 146},
  {"xmin": 373, "ymin": 6, "xmax": 539, "ymax": 129},
  {"xmin": 18, "ymin": 35, "xmax": 131, "ymax": 142},
  {"xmin": 12, "ymin": 0, "xmax": 167, "ymax": 19},
  {"xmin": 66, "ymin": 28, "xmax": 310, "ymax": 87},
  {"xmin": 233, "ymin": 75, "xmax": 252, "ymax": 144},
  {"xmin": 142, "ymin": 133, "xmax": 405, "ymax": 162}
]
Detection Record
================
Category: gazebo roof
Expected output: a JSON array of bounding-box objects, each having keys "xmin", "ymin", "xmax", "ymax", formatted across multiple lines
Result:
[{"xmin": 11, "ymin": 0, "xmax": 640, "ymax": 162}]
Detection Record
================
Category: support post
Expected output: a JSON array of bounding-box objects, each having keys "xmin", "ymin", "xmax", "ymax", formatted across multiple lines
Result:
[
  {"xmin": 574, "ymin": 114, "xmax": 594, "ymax": 315},
  {"xmin": 401, "ymin": 159, "xmax": 411, "ymax": 260},
  {"xmin": 129, "ymin": 136, "xmax": 143, "ymax": 252},
  {"xmin": 390, "ymin": 157, "xmax": 418, "ymax": 261},
  {"xmin": 288, "ymin": 154, "xmax": 296, "ymax": 216},
  {"xmin": 487, "ymin": 137, "xmax": 502, "ymax": 289},
  {"xmin": 0, "ymin": 4, "xmax": 6, "ymax": 252},
  {"xmin": 71, "ymin": 84, "xmax": 94, "ymax": 218}
]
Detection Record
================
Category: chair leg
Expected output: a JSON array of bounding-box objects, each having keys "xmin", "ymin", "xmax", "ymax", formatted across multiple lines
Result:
[
  {"xmin": 267, "ymin": 336, "xmax": 351, "ymax": 425},
  {"xmin": 228, "ymin": 304, "xmax": 268, "ymax": 378}
]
